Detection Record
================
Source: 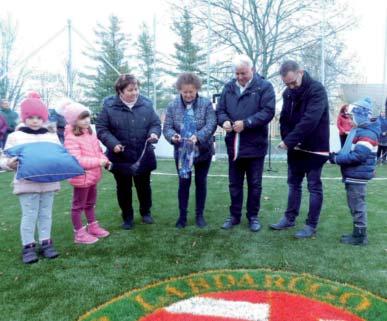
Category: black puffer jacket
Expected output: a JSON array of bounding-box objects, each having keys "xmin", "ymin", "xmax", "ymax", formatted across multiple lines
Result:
[
  {"xmin": 96, "ymin": 95, "xmax": 161, "ymax": 172},
  {"xmin": 216, "ymin": 73, "xmax": 276, "ymax": 158}
]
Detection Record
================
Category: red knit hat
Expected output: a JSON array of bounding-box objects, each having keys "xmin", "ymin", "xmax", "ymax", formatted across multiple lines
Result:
[{"xmin": 20, "ymin": 98, "xmax": 49, "ymax": 122}]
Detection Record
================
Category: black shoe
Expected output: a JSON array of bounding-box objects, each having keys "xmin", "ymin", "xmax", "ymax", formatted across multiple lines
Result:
[
  {"xmin": 248, "ymin": 217, "xmax": 261, "ymax": 232},
  {"xmin": 269, "ymin": 217, "xmax": 295, "ymax": 230},
  {"xmin": 175, "ymin": 217, "xmax": 187, "ymax": 229},
  {"xmin": 22, "ymin": 243, "xmax": 38, "ymax": 264},
  {"xmin": 195, "ymin": 215, "xmax": 207, "ymax": 228},
  {"xmin": 39, "ymin": 239, "xmax": 59, "ymax": 259},
  {"xmin": 340, "ymin": 226, "xmax": 368, "ymax": 246},
  {"xmin": 221, "ymin": 217, "xmax": 240, "ymax": 230},
  {"xmin": 122, "ymin": 220, "xmax": 134, "ymax": 230},
  {"xmin": 141, "ymin": 214, "xmax": 154, "ymax": 224}
]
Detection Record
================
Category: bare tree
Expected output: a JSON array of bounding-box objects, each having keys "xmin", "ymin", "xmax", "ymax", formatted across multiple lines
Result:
[
  {"xmin": 173, "ymin": 0, "xmax": 354, "ymax": 82},
  {"xmin": 0, "ymin": 16, "xmax": 29, "ymax": 109}
]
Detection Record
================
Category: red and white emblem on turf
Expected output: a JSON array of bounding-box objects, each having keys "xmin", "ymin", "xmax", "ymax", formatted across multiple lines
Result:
[{"xmin": 140, "ymin": 291, "xmax": 364, "ymax": 321}]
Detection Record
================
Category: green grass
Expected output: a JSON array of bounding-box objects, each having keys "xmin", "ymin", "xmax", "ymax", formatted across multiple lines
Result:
[{"xmin": 0, "ymin": 160, "xmax": 386, "ymax": 321}]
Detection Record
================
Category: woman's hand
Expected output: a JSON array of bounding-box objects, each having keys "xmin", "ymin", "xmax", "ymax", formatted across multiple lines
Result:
[
  {"xmin": 172, "ymin": 134, "xmax": 181, "ymax": 144},
  {"xmin": 113, "ymin": 144, "xmax": 125, "ymax": 153},
  {"xmin": 189, "ymin": 135, "xmax": 198, "ymax": 144},
  {"xmin": 100, "ymin": 159, "xmax": 109, "ymax": 167},
  {"xmin": 148, "ymin": 133, "xmax": 159, "ymax": 143},
  {"xmin": 7, "ymin": 157, "xmax": 18, "ymax": 170}
]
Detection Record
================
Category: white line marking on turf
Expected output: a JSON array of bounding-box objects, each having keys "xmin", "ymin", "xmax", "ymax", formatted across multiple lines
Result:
[
  {"xmin": 153, "ymin": 172, "xmax": 387, "ymax": 181},
  {"xmin": 165, "ymin": 297, "xmax": 270, "ymax": 321}
]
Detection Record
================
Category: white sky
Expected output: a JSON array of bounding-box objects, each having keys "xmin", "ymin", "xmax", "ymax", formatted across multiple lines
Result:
[{"xmin": 2, "ymin": 0, "xmax": 387, "ymax": 84}]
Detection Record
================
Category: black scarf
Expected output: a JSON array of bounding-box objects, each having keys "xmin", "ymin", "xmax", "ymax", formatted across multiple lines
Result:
[
  {"xmin": 288, "ymin": 71, "xmax": 310, "ymax": 101},
  {"xmin": 18, "ymin": 127, "xmax": 49, "ymax": 134}
]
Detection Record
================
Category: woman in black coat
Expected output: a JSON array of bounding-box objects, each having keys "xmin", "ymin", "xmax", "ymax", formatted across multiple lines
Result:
[{"xmin": 96, "ymin": 74, "xmax": 161, "ymax": 229}]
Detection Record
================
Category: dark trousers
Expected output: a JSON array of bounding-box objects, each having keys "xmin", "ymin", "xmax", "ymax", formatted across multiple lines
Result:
[
  {"xmin": 228, "ymin": 156, "xmax": 265, "ymax": 220},
  {"xmin": 175, "ymin": 158, "xmax": 211, "ymax": 218},
  {"xmin": 339, "ymin": 134, "xmax": 347, "ymax": 148},
  {"xmin": 284, "ymin": 163, "xmax": 324, "ymax": 229},
  {"xmin": 113, "ymin": 171, "xmax": 152, "ymax": 222},
  {"xmin": 0, "ymin": 130, "xmax": 11, "ymax": 149},
  {"xmin": 377, "ymin": 145, "xmax": 387, "ymax": 161}
]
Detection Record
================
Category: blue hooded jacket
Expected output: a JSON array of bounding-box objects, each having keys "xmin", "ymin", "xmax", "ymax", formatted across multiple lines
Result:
[{"xmin": 335, "ymin": 120, "xmax": 380, "ymax": 183}]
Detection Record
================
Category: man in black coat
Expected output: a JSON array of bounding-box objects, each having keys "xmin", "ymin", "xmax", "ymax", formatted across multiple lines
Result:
[
  {"xmin": 96, "ymin": 74, "xmax": 161, "ymax": 229},
  {"xmin": 216, "ymin": 54, "xmax": 275, "ymax": 232},
  {"xmin": 270, "ymin": 60, "xmax": 330, "ymax": 238}
]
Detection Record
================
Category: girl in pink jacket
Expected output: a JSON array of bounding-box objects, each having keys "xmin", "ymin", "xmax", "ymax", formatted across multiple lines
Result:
[{"xmin": 60, "ymin": 101, "xmax": 110, "ymax": 244}]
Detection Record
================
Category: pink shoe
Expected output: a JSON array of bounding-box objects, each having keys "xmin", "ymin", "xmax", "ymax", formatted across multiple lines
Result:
[
  {"xmin": 74, "ymin": 227, "xmax": 98, "ymax": 244},
  {"xmin": 87, "ymin": 221, "xmax": 110, "ymax": 238}
]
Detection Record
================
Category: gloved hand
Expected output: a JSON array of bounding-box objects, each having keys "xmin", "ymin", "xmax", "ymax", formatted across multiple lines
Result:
[{"xmin": 329, "ymin": 152, "xmax": 336, "ymax": 164}]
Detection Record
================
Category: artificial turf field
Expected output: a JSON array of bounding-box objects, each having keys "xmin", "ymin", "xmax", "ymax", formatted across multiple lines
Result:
[{"xmin": 0, "ymin": 159, "xmax": 386, "ymax": 321}]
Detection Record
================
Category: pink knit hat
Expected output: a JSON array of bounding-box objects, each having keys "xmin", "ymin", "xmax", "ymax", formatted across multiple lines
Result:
[
  {"xmin": 57, "ymin": 100, "xmax": 91, "ymax": 125},
  {"xmin": 20, "ymin": 98, "xmax": 49, "ymax": 122},
  {"xmin": 25, "ymin": 91, "xmax": 41, "ymax": 99}
]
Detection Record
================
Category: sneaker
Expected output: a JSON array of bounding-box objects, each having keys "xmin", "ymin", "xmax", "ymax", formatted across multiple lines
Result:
[
  {"xmin": 141, "ymin": 214, "xmax": 154, "ymax": 224},
  {"xmin": 22, "ymin": 243, "xmax": 38, "ymax": 264},
  {"xmin": 74, "ymin": 226, "xmax": 98, "ymax": 244},
  {"xmin": 294, "ymin": 225, "xmax": 316, "ymax": 239},
  {"xmin": 39, "ymin": 239, "xmax": 59, "ymax": 259},
  {"xmin": 221, "ymin": 217, "xmax": 240, "ymax": 230},
  {"xmin": 269, "ymin": 217, "xmax": 295, "ymax": 230},
  {"xmin": 87, "ymin": 221, "xmax": 110, "ymax": 238},
  {"xmin": 248, "ymin": 217, "xmax": 261, "ymax": 232}
]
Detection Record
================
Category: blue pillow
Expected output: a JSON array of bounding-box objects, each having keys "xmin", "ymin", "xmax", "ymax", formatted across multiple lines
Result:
[{"xmin": 5, "ymin": 142, "xmax": 84, "ymax": 182}]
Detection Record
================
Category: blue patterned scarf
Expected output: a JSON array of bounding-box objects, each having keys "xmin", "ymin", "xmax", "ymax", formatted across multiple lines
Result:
[{"xmin": 178, "ymin": 105, "xmax": 198, "ymax": 178}]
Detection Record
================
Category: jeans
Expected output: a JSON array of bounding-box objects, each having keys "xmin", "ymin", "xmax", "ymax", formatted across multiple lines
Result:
[
  {"xmin": 113, "ymin": 171, "xmax": 152, "ymax": 222},
  {"xmin": 175, "ymin": 158, "xmax": 211, "ymax": 218},
  {"xmin": 345, "ymin": 183, "xmax": 367, "ymax": 228},
  {"xmin": 19, "ymin": 192, "xmax": 55, "ymax": 246},
  {"xmin": 284, "ymin": 163, "xmax": 324, "ymax": 229},
  {"xmin": 228, "ymin": 157, "xmax": 265, "ymax": 219},
  {"xmin": 71, "ymin": 185, "xmax": 97, "ymax": 230}
]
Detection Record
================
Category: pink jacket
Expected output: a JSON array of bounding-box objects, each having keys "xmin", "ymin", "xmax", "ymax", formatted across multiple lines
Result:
[{"xmin": 64, "ymin": 125, "xmax": 108, "ymax": 188}]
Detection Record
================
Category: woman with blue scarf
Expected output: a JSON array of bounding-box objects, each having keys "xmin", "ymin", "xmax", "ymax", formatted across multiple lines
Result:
[{"xmin": 163, "ymin": 73, "xmax": 217, "ymax": 228}]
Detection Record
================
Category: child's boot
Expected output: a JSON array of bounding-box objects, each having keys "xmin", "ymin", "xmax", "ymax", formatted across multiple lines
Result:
[
  {"xmin": 74, "ymin": 226, "xmax": 98, "ymax": 244},
  {"xmin": 87, "ymin": 221, "xmax": 110, "ymax": 238},
  {"xmin": 340, "ymin": 226, "xmax": 368, "ymax": 246},
  {"xmin": 39, "ymin": 239, "xmax": 59, "ymax": 259},
  {"xmin": 22, "ymin": 243, "xmax": 38, "ymax": 264}
]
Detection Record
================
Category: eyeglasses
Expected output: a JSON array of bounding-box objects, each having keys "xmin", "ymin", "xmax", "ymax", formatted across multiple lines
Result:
[{"xmin": 284, "ymin": 72, "xmax": 301, "ymax": 88}]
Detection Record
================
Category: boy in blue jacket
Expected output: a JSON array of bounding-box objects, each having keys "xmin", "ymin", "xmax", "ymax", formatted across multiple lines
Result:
[{"xmin": 329, "ymin": 97, "xmax": 380, "ymax": 245}]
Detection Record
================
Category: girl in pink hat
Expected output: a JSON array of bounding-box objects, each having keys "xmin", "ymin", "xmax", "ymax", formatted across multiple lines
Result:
[
  {"xmin": 58, "ymin": 100, "xmax": 110, "ymax": 244},
  {"xmin": 0, "ymin": 97, "xmax": 61, "ymax": 264}
]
